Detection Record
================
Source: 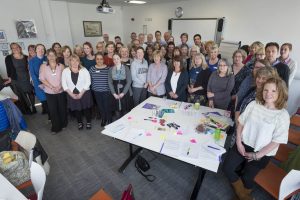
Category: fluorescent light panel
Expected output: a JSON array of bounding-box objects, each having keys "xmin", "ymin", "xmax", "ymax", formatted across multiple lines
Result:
[{"xmin": 125, "ymin": 0, "xmax": 147, "ymax": 4}]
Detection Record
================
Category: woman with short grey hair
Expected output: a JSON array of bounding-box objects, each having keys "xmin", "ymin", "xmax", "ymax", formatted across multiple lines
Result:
[{"xmin": 207, "ymin": 58, "xmax": 235, "ymax": 110}]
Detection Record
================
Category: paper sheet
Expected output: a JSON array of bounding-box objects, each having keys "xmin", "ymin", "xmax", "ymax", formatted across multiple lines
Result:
[
  {"xmin": 180, "ymin": 143, "xmax": 200, "ymax": 159},
  {"xmin": 160, "ymin": 139, "xmax": 181, "ymax": 156},
  {"xmin": 105, "ymin": 120, "xmax": 127, "ymax": 134},
  {"xmin": 126, "ymin": 128, "xmax": 145, "ymax": 141}
]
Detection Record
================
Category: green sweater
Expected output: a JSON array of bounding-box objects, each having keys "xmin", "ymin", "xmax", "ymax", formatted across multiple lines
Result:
[{"xmin": 280, "ymin": 146, "xmax": 300, "ymax": 173}]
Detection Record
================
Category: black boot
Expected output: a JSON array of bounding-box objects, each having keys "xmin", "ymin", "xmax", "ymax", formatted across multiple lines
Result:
[
  {"xmin": 41, "ymin": 101, "xmax": 48, "ymax": 114},
  {"xmin": 101, "ymin": 119, "xmax": 107, "ymax": 127},
  {"xmin": 31, "ymin": 106, "xmax": 37, "ymax": 114},
  {"xmin": 106, "ymin": 119, "xmax": 112, "ymax": 125}
]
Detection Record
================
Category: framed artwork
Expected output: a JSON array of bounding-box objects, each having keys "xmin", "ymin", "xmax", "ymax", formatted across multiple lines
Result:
[
  {"xmin": 0, "ymin": 30, "xmax": 7, "ymax": 42},
  {"xmin": 0, "ymin": 42, "xmax": 10, "ymax": 51},
  {"xmin": 2, "ymin": 50, "xmax": 9, "ymax": 56},
  {"xmin": 83, "ymin": 21, "xmax": 102, "ymax": 37},
  {"xmin": 16, "ymin": 20, "xmax": 37, "ymax": 39}
]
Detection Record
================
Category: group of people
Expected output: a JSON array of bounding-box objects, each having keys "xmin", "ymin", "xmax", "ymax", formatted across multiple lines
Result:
[{"xmin": 3, "ymin": 30, "xmax": 297, "ymax": 199}]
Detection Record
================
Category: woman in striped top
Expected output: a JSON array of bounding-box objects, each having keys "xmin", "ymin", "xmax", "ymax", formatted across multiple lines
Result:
[{"xmin": 89, "ymin": 53, "xmax": 112, "ymax": 126}]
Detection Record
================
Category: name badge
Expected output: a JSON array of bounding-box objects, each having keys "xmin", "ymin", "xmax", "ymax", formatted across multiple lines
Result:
[{"xmin": 96, "ymin": 70, "xmax": 100, "ymax": 73}]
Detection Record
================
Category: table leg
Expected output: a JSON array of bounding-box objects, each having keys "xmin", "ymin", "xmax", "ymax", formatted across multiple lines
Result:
[
  {"xmin": 190, "ymin": 167, "xmax": 207, "ymax": 200},
  {"xmin": 118, "ymin": 144, "xmax": 143, "ymax": 173}
]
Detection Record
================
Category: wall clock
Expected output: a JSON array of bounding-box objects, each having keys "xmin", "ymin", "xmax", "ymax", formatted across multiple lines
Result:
[{"xmin": 175, "ymin": 7, "xmax": 183, "ymax": 18}]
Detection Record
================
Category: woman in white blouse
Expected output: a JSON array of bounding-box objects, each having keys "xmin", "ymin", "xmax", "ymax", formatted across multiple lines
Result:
[
  {"xmin": 62, "ymin": 54, "xmax": 93, "ymax": 130},
  {"xmin": 223, "ymin": 77, "xmax": 290, "ymax": 200},
  {"xmin": 165, "ymin": 56, "xmax": 189, "ymax": 102}
]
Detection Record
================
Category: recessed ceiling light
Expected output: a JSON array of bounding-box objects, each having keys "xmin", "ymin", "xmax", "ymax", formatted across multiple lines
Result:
[{"xmin": 124, "ymin": 0, "xmax": 147, "ymax": 4}]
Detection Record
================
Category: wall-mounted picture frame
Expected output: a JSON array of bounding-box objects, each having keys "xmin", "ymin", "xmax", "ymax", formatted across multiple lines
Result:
[
  {"xmin": 0, "ymin": 42, "xmax": 10, "ymax": 51},
  {"xmin": 0, "ymin": 30, "xmax": 7, "ymax": 42},
  {"xmin": 83, "ymin": 21, "xmax": 102, "ymax": 37},
  {"xmin": 16, "ymin": 20, "xmax": 37, "ymax": 39},
  {"xmin": 2, "ymin": 50, "xmax": 9, "ymax": 56}
]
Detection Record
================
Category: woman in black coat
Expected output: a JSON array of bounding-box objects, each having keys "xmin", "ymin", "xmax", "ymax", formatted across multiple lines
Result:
[
  {"xmin": 5, "ymin": 43, "xmax": 36, "ymax": 114},
  {"xmin": 165, "ymin": 56, "xmax": 189, "ymax": 102}
]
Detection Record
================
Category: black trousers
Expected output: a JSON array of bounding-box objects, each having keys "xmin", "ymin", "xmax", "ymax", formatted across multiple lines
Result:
[
  {"xmin": 93, "ymin": 91, "xmax": 112, "ymax": 121},
  {"xmin": 74, "ymin": 108, "xmax": 92, "ymax": 123},
  {"xmin": 222, "ymin": 143, "xmax": 270, "ymax": 189},
  {"xmin": 46, "ymin": 93, "xmax": 68, "ymax": 132}
]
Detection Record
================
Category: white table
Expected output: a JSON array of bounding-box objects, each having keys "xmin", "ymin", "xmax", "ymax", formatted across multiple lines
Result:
[
  {"xmin": 0, "ymin": 173, "xmax": 27, "ymax": 200},
  {"xmin": 102, "ymin": 97, "xmax": 231, "ymax": 199}
]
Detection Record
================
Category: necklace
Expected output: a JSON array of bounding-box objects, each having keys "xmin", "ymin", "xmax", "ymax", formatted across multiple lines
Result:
[{"xmin": 50, "ymin": 64, "xmax": 56, "ymax": 74}]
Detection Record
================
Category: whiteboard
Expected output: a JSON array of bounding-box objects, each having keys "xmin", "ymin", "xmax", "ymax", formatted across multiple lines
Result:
[
  {"xmin": 219, "ymin": 41, "xmax": 241, "ymax": 66},
  {"xmin": 171, "ymin": 18, "xmax": 219, "ymax": 46}
]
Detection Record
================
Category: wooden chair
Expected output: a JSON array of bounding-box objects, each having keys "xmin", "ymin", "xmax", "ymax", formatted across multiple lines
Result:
[
  {"xmin": 290, "ymin": 115, "xmax": 300, "ymax": 127},
  {"xmin": 288, "ymin": 128, "xmax": 300, "ymax": 145},
  {"xmin": 254, "ymin": 162, "xmax": 287, "ymax": 199},
  {"xmin": 89, "ymin": 188, "xmax": 113, "ymax": 200},
  {"xmin": 274, "ymin": 144, "xmax": 294, "ymax": 162},
  {"xmin": 255, "ymin": 142, "xmax": 297, "ymax": 199}
]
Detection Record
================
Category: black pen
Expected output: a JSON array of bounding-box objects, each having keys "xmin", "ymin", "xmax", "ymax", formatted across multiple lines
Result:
[
  {"xmin": 159, "ymin": 142, "xmax": 165, "ymax": 153},
  {"xmin": 208, "ymin": 145, "xmax": 220, "ymax": 151},
  {"xmin": 187, "ymin": 147, "xmax": 190, "ymax": 155}
]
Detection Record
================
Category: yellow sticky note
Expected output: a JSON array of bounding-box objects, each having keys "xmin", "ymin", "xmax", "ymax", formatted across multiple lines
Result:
[{"xmin": 160, "ymin": 134, "xmax": 166, "ymax": 140}]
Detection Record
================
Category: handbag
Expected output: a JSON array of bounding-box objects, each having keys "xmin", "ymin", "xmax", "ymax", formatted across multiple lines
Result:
[
  {"xmin": 0, "ymin": 131, "xmax": 11, "ymax": 152},
  {"xmin": 121, "ymin": 184, "xmax": 135, "ymax": 200},
  {"xmin": 135, "ymin": 155, "xmax": 156, "ymax": 182}
]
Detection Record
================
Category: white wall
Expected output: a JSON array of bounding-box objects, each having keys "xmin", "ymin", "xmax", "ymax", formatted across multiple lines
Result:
[
  {"xmin": 1, "ymin": 0, "xmax": 299, "ymax": 113},
  {"xmin": 122, "ymin": 0, "xmax": 300, "ymax": 114},
  {"xmin": 0, "ymin": 0, "xmax": 49, "ymax": 76},
  {"xmin": 0, "ymin": 0, "xmax": 124, "ymax": 76},
  {"xmin": 66, "ymin": 2, "xmax": 124, "ymax": 46}
]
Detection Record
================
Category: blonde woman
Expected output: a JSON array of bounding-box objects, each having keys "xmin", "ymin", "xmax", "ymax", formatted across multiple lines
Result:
[
  {"xmin": 147, "ymin": 50, "xmax": 168, "ymax": 97},
  {"xmin": 204, "ymin": 40, "xmax": 215, "ymax": 58},
  {"xmin": 243, "ymin": 41, "xmax": 264, "ymax": 64},
  {"xmin": 5, "ymin": 43, "xmax": 36, "ymax": 114},
  {"xmin": 95, "ymin": 41, "xmax": 105, "ymax": 55},
  {"xmin": 206, "ymin": 44, "xmax": 220, "ymax": 72},
  {"xmin": 62, "ymin": 55, "xmax": 93, "ymax": 130},
  {"xmin": 120, "ymin": 47, "xmax": 131, "ymax": 69},
  {"xmin": 207, "ymin": 58, "xmax": 235, "ymax": 109},
  {"xmin": 73, "ymin": 45, "xmax": 84, "ymax": 58},
  {"xmin": 188, "ymin": 53, "xmax": 211, "ymax": 105}
]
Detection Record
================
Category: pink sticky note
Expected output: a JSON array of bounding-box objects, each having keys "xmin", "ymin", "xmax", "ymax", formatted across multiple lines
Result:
[
  {"xmin": 177, "ymin": 130, "xmax": 183, "ymax": 135},
  {"xmin": 146, "ymin": 132, "xmax": 152, "ymax": 136},
  {"xmin": 190, "ymin": 139, "xmax": 197, "ymax": 143}
]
